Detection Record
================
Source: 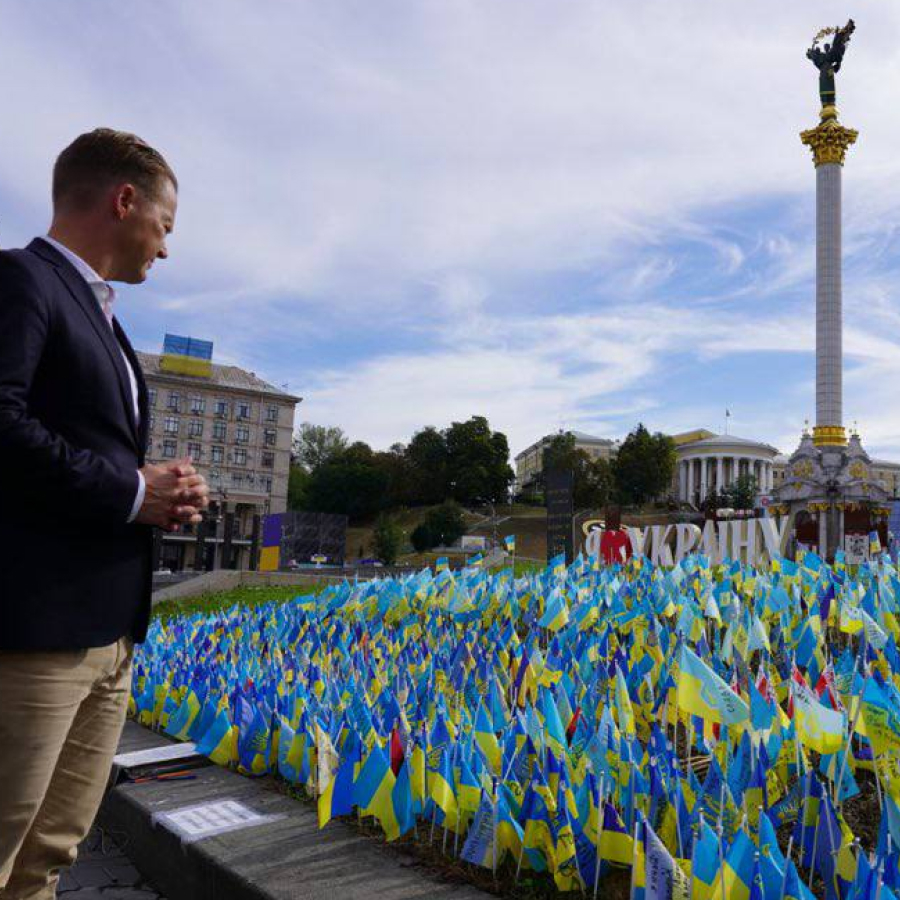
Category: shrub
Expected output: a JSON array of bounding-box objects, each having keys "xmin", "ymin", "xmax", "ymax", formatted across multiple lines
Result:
[
  {"xmin": 409, "ymin": 502, "xmax": 467, "ymax": 552},
  {"xmin": 410, "ymin": 522, "xmax": 433, "ymax": 553},
  {"xmin": 372, "ymin": 514, "xmax": 402, "ymax": 565}
]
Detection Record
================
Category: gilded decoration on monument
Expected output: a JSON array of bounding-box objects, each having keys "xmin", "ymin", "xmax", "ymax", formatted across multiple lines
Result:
[
  {"xmin": 812, "ymin": 424, "xmax": 849, "ymax": 447},
  {"xmin": 848, "ymin": 460, "xmax": 868, "ymax": 480},
  {"xmin": 792, "ymin": 460, "xmax": 814, "ymax": 479}
]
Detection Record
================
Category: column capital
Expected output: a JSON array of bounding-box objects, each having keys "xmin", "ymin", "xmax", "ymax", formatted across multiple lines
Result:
[{"xmin": 800, "ymin": 114, "xmax": 858, "ymax": 167}]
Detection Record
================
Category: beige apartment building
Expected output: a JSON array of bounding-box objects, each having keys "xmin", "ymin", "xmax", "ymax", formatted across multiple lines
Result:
[
  {"xmin": 514, "ymin": 431, "xmax": 620, "ymax": 495},
  {"xmin": 137, "ymin": 351, "xmax": 300, "ymax": 570}
]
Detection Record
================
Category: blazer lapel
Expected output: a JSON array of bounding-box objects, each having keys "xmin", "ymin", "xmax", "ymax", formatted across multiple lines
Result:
[
  {"xmin": 114, "ymin": 318, "xmax": 149, "ymax": 456},
  {"xmin": 29, "ymin": 239, "xmax": 141, "ymax": 451}
]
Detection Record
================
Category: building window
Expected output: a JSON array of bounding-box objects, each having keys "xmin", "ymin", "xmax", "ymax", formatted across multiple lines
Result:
[
  {"xmin": 162, "ymin": 439, "xmax": 177, "ymax": 458},
  {"xmin": 148, "ymin": 388, "xmax": 157, "ymax": 408},
  {"xmin": 264, "ymin": 428, "xmax": 276, "ymax": 447},
  {"xmin": 261, "ymin": 476, "xmax": 272, "ymax": 493},
  {"xmin": 266, "ymin": 404, "xmax": 278, "ymax": 423},
  {"xmin": 261, "ymin": 451, "xmax": 274, "ymax": 469},
  {"xmin": 235, "ymin": 425, "xmax": 250, "ymax": 444},
  {"xmin": 167, "ymin": 391, "xmax": 181, "ymax": 412},
  {"xmin": 148, "ymin": 414, "xmax": 156, "ymax": 432},
  {"xmin": 188, "ymin": 442, "xmax": 202, "ymax": 462},
  {"xmin": 236, "ymin": 401, "xmax": 251, "ymax": 420},
  {"xmin": 214, "ymin": 399, "xmax": 229, "ymax": 418},
  {"xmin": 190, "ymin": 395, "xmax": 206, "ymax": 414},
  {"xmin": 164, "ymin": 416, "xmax": 180, "ymax": 435},
  {"xmin": 188, "ymin": 419, "xmax": 204, "ymax": 438},
  {"xmin": 211, "ymin": 445, "xmax": 224, "ymax": 464},
  {"xmin": 233, "ymin": 448, "xmax": 247, "ymax": 466},
  {"xmin": 212, "ymin": 421, "xmax": 226, "ymax": 441},
  {"xmin": 232, "ymin": 472, "xmax": 244, "ymax": 488}
]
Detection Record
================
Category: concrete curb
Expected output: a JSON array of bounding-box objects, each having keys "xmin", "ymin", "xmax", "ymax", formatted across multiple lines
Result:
[
  {"xmin": 150, "ymin": 570, "xmax": 346, "ymax": 604},
  {"xmin": 99, "ymin": 723, "xmax": 488, "ymax": 900}
]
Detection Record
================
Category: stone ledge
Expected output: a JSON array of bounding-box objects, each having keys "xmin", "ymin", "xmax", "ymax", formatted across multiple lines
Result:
[{"xmin": 99, "ymin": 723, "xmax": 488, "ymax": 900}]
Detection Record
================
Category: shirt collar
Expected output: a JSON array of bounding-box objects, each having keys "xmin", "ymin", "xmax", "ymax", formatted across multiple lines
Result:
[
  {"xmin": 41, "ymin": 236, "xmax": 116, "ymax": 310},
  {"xmin": 42, "ymin": 235, "xmax": 104, "ymax": 284}
]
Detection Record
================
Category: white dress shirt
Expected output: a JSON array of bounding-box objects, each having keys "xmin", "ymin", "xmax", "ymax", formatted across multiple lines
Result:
[{"xmin": 41, "ymin": 236, "xmax": 146, "ymax": 522}]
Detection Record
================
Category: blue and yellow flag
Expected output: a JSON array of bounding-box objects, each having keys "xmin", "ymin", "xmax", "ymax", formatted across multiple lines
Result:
[
  {"xmin": 677, "ymin": 645, "xmax": 749, "ymax": 725},
  {"xmin": 598, "ymin": 801, "xmax": 633, "ymax": 865},
  {"xmin": 195, "ymin": 708, "xmax": 236, "ymax": 767}
]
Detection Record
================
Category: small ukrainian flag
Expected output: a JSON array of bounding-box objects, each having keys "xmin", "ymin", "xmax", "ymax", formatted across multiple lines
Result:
[
  {"xmin": 869, "ymin": 531, "xmax": 882, "ymax": 555},
  {"xmin": 548, "ymin": 552, "xmax": 566, "ymax": 577}
]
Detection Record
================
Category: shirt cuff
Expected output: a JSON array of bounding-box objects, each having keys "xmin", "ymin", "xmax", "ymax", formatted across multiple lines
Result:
[{"xmin": 127, "ymin": 470, "xmax": 146, "ymax": 523}]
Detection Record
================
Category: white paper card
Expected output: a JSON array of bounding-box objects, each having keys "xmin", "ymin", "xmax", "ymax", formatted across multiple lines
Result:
[
  {"xmin": 152, "ymin": 799, "xmax": 282, "ymax": 843},
  {"xmin": 113, "ymin": 742, "xmax": 200, "ymax": 769}
]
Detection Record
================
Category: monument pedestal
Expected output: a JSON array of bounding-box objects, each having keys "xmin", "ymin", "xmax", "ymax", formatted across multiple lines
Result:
[{"xmin": 773, "ymin": 431, "xmax": 891, "ymax": 559}]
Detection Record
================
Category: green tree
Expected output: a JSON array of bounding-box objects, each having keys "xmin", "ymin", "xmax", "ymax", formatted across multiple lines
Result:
[
  {"xmin": 372, "ymin": 514, "xmax": 403, "ymax": 565},
  {"xmin": 445, "ymin": 416, "xmax": 514, "ymax": 506},
  {"xmin": 613, "ymin": 424, "xmax": 676, "ymax": 507},
  {"xmin": 287, "ymin": 464, "xmax": 310, "ymax": 511},
  {"xmin": 542, "ymin": 432, "xmax": 615, "ymax": 510},
  {"xmin": 722, "ymin": 474, "xmax": 758, "ymax": 511},
  {"xmin": 404, "ymin": 427, "xmax": 450, "ymax": 505},
  {"xmin": 701, "ymin": 487, "xmax": 723, "ymax": 514},
  {"xmin": 292, "ymin": 422, "xmax": 348, "ymax": 471},
  {"xmin": 305, "ymin": 441, "xmax": 389, "ymax": 518},
  {"xmin": 374, "ymin": 443, "xmax": 413, "ymax": 508}
]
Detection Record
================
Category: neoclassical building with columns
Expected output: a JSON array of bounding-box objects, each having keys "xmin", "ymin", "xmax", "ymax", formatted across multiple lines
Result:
[{"xmin": 673, "ymin": 432, "xmax": 779, "ymax": 506}]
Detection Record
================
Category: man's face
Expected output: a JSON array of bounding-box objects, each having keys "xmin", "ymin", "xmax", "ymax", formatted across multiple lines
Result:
[{"xmin": 112, "ymin": 178, "xmax": 177, "ymax": 284}]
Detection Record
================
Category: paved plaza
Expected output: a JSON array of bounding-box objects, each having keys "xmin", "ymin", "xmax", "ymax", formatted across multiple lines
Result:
[{"xmin": 59, "ymin": 826, "xmax": 164, "ymax": 900}]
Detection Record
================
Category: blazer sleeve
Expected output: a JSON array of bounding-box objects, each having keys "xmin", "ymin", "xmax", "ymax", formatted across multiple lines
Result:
[{"xmin": 0, "ymin": 255, "xmax": 139, "ymax": 523}]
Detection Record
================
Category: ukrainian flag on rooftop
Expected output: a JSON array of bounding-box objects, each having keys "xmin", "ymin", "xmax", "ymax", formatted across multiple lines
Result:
[{"xmin": 159, "ymin": 333, "xmax": 214, "ymax": 377}]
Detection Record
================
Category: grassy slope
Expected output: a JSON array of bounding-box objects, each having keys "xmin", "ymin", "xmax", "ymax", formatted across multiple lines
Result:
[{"xmin": 152, "ymin": 583, "xmax": 324, "ymax": 621}]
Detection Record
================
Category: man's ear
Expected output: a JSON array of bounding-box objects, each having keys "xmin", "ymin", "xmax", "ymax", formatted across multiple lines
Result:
[{"xmin": 112, "ymin": 183, "xmax": 138, "ymax": 221}]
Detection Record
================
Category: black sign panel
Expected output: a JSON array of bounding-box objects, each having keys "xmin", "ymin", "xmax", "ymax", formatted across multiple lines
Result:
[
  {"xmin": 280, "ymin": 511, "xmax": 348, "ymax": 566},
  {"xmin": 545, "ymin": 468, "xmax": 574, "ymax": 564}
]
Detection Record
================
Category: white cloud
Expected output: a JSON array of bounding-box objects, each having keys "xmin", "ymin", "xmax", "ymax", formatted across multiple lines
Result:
[{"xmin": 1, "ymin": 2, "xmax": 900, "ymax": 460}]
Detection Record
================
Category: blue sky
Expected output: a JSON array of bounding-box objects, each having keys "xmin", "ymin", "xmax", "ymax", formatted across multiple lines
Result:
[{"xmin": 3, "ymin": 1, "xmax": 900, "ymax": 459}]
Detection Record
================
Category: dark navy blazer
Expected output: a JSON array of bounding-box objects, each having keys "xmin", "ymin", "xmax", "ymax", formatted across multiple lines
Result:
[{"xmin": 0, "ymin": 238, "xmax": 153, "ymax": 650}]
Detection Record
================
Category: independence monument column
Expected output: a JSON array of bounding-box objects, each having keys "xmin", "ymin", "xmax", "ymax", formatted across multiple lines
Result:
[
  {"xmin": 800, "ymin": 21, "xmax": 857, "ymax": 449},
  {"xmin": 773, "ymin": 20, "xmax": 891, "ymax": 560}
]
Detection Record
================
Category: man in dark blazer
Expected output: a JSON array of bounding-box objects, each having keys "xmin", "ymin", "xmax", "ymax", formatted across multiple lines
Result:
[{"xmin": 0, "ymin": 128, "xmax": 209, "ymax": 899}]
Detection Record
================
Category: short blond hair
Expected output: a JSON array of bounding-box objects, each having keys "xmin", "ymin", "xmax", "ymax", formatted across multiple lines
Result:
[{"xmin": 53, "ymin": 128, "xmax": 177, "ymax": 209}]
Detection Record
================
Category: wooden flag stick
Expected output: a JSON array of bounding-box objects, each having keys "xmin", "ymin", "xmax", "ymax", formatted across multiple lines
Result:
[
  {"xmin": 807, "ymin": 800, "xmax": 821, "ymax": 892},
  {"xmin": 628, "ymin": 820, "xmax": 640, "ymax": 900},
  {"xmin": 593, "ymin": 776, "xmax": 605, "ymax": 900},
  {"xmin": 492, "ymin": 783, "xmax": 499, "ymax": 879},
  {"xmin": 779, "ymin": 836, "xmax": 794, "ymax": 900}
]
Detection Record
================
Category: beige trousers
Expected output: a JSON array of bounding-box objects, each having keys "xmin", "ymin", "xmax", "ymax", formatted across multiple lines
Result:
[{"xmin": 0, "ymin": 638, "xmax": 133, "ymax": 900}]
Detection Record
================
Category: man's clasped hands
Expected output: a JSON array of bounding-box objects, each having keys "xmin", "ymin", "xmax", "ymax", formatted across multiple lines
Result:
[{"xmin": 136, "ymin": 458, "xmax": 210, "ymax": 531}]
